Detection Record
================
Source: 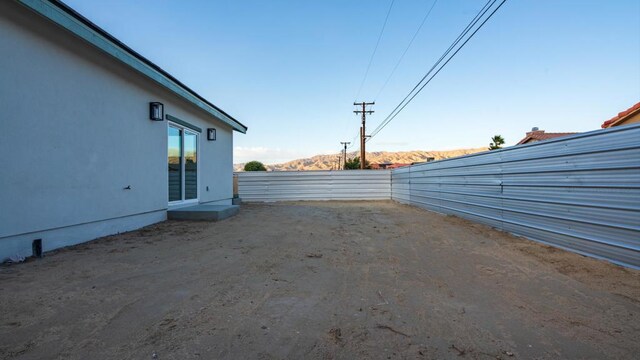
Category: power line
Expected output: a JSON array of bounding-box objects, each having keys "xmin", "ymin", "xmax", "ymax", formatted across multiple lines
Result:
[
  {"xmin": 354, "ymin": 0, "xmax": 395, "ymax": 101},
  {"xmin": 374, "ymin": 0, "xmax": 440, "ymax": 101},
  {"xmin": 368, "ymin": 0, "xmax": 507, "ymax": 141},
  {"xmin": 346, "ymin": 130, "xmax": 359, "ymax": 149},
  {"xmin": 370, "ymin": 0, "xmax": 495, "ymax": 138},
  {"xmin": 372, "ymin": 0, "xmax": 506, "ymax": 139}
]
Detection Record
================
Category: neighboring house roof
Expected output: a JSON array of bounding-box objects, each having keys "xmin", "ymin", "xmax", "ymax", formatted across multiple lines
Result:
[
  {"xmin": 601, "ymin": 101, "xmax": 640, "ymax": 128},
  {"xmin": 516, "ymin": 129, "xmax": 577, "ymax": 145},
  {"xmin": 386, "ymin": 163, "xmax": 410, "ymax": 169},
  {"xmin": 370, "ymin": 163, "xmax": 410, "ymax": 170},
  {"xmin": 17, "ymin": 0, "xmax": 247, "ymax": 134}
]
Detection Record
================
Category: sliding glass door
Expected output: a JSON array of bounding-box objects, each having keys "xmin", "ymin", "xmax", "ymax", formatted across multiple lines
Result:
[
  {"xmin": 168, "ymin": 124, "xmax": 198, "ymax": 204},
  {"xmin": 184, "ymin": 131, "xmax": 198, "ymax": 200},
  {"xmin": 168, "ymin": 126, "xmax": 182, "ymax": 202}
]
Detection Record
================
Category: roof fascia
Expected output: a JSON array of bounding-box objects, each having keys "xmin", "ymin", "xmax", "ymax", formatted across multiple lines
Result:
[{"xmin": 17, "ymin": 0, "xmax": 247, "ymax": 134}]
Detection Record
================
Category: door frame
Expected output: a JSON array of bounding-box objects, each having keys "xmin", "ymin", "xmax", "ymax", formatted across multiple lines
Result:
[{"xmin": 168, "ymin": 121, "xmax": 200, "ymax": 207}]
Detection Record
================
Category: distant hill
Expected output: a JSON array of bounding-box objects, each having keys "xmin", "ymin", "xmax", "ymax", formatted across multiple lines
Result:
[{"xmin": 234, "ymin": 148, "xmax": 487, "ymax": 172}]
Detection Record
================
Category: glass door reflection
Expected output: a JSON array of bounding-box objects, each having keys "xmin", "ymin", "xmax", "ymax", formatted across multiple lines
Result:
[
  {"xmin": 184, "ymin": 131, "xmax": 197, "ymax": 200},
  {"xmin": 168, "ymin": 126, "xmax": 182, "ymax": 202}
]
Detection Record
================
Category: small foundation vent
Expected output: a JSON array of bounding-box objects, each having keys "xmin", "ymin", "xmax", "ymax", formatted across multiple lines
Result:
[{"xmin": 32, "ymin": 239, "xmax": 43, "ymax": 258}]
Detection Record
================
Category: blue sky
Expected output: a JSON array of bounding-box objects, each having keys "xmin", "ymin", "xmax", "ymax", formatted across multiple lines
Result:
[{"xmin": 65, "ymin": 0, "xmax": 640, "ymax": 164}]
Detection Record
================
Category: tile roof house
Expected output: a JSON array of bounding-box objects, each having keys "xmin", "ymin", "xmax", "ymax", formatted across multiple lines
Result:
[
  {"xmin": 601, "ymin": 101, "xmax": 640, "ymax": 128},
  {"xmin": 516, "ymin": 128, "xmax": 578, "ymax": 145},
  {"xmin": 370, "ymin": 163, "xmax": 411, "ymax": 170}
]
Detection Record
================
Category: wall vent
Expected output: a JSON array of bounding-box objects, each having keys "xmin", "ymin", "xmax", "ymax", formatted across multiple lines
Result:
[{"xmin": 32, "ymin": 239, "xmax": 43, "ymax": 258}]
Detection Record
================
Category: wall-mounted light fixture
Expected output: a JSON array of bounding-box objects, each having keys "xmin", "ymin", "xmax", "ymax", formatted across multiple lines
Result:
[
  {"xmin": 207, "ymin": 128, "xmax": 216, "ymax": 141},
  {"xmin": 149, "ymin": 102, "xmax": 164, "ymax": 121}
]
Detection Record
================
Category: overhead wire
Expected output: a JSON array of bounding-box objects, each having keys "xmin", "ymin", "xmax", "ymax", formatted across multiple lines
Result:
[
  {"xmin": 374, "ymin": 0, "xmax": 440, "ymax": 101},
  {"xmin": 367, "ymin": 0, "xmax": 507, "ymax": 141},
  {"xmin": 346, "ymin": 131, "xmax": 359, "ymax": 150},
  {"xmin": 354, "ymin": 0, "xmax": 395, "ymax": 101},
  {"xmin": 369, "ymin": 0, "xmax": 495, "ymax": 138}
]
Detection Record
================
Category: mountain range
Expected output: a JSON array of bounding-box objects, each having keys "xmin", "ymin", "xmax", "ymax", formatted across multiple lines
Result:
[{"xmin": 234, "ymin": 148, "xmax": 487, "ymax": 171}]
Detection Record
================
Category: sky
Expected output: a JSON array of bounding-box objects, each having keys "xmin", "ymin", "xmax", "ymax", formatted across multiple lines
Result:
[{"xmin": 65, "ymin": 0, "xmax": 640, "ymax": 164}]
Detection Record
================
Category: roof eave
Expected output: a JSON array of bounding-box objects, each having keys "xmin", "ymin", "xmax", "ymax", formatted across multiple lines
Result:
[
  {"xmin": 17, "ymin": 0, "xmax": 248, "ymax": 134},
  {"xmin": 611, "ymin": 106, "xmax": 640, "ymax": 127}
]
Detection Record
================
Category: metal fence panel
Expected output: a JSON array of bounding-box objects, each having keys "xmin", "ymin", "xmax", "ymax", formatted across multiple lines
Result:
[
  {"xmin": 391, "ymin": 124, "xmax": 640, "ymax": 269},
  {"xmin": 235, "ymin": 125, "xmax": 639, "ymax": 268},
  {"xmin": 390, "ymin": 170, "xmax": 411, "ymax": 203},
  {"xmin": 236, "ymin": 170, "xmax": 391, "ymax": 202}
]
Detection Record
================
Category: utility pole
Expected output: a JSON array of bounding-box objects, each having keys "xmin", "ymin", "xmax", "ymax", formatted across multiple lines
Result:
[
  {"xmin": 340, "ymin": 142, "xmax": 350, "ymax": 170},
  {"xmin": 353, "ymin": 102, "xmax": 374, "ymax": 169}
]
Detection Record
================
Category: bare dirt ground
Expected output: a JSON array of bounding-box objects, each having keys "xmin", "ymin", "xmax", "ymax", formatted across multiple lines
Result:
[{"xmin": 1, "ymin": 201, "xmax": 638, "ymax": 359}]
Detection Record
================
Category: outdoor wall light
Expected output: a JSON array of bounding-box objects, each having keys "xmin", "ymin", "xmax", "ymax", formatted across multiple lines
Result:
[
  {"xmin": 149, "ymin": 102, "xmax": 164, "ymax": 121},
  {"xmin": 207, "ymin": 128, "xmax": 216, "ymax": 141}
]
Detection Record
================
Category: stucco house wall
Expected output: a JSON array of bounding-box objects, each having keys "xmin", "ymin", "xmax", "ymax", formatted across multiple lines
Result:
[{"xmin": 0, "ymin": 1, "xmax": 240, "ymax": 260}]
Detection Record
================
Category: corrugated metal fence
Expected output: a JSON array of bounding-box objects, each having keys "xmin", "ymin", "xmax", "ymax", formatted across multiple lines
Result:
[
  {"xmin": 235, "ymin": 125, "xmax": 639, "ymax": 268},
  {"xmin": 393, "ymin": 124, "xmax": 640, "ymax": 269},
  {"xmin": 236, "ymin": 170, "xmax": 391, "ymax": 202}
]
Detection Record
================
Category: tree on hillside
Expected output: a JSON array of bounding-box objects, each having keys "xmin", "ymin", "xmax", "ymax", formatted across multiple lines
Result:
[
  {"xmin": 344, "ymin": 157, "xmax": 370, "ymax": 170},
  {"xmin": 489, "ymin": 135, "xmax": 505, "ymax": 150},
  {"xmin": 244, "ymin": 161, "xmax": 267, "ymax": 171}
]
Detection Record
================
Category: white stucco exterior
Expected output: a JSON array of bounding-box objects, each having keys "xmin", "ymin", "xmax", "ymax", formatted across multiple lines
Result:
[{"xmin": 0, "ymin": 1, "xmax": 243, "ymax": 260}]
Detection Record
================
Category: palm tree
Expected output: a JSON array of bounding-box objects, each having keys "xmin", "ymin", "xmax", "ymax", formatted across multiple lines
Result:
[{"xmin": 489, "ymin": 135, "xmax": 505, "ymax": 150}]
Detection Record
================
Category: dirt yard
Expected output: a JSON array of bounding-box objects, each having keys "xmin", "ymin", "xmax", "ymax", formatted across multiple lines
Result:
[{"xmin": 1, "ymin": 201, "xmax": 638, "ymax": 359}]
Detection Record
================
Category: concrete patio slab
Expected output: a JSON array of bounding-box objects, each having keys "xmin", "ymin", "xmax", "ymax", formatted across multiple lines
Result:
[{"xmin": 167, "ymin": 204, "xmax": 239, "ymax": 221}]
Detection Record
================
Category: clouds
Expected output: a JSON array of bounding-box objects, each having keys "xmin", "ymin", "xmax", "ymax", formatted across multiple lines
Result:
[{"xmin": 233, "ymin": 146, "xmax": 315, "ymax": 165}]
